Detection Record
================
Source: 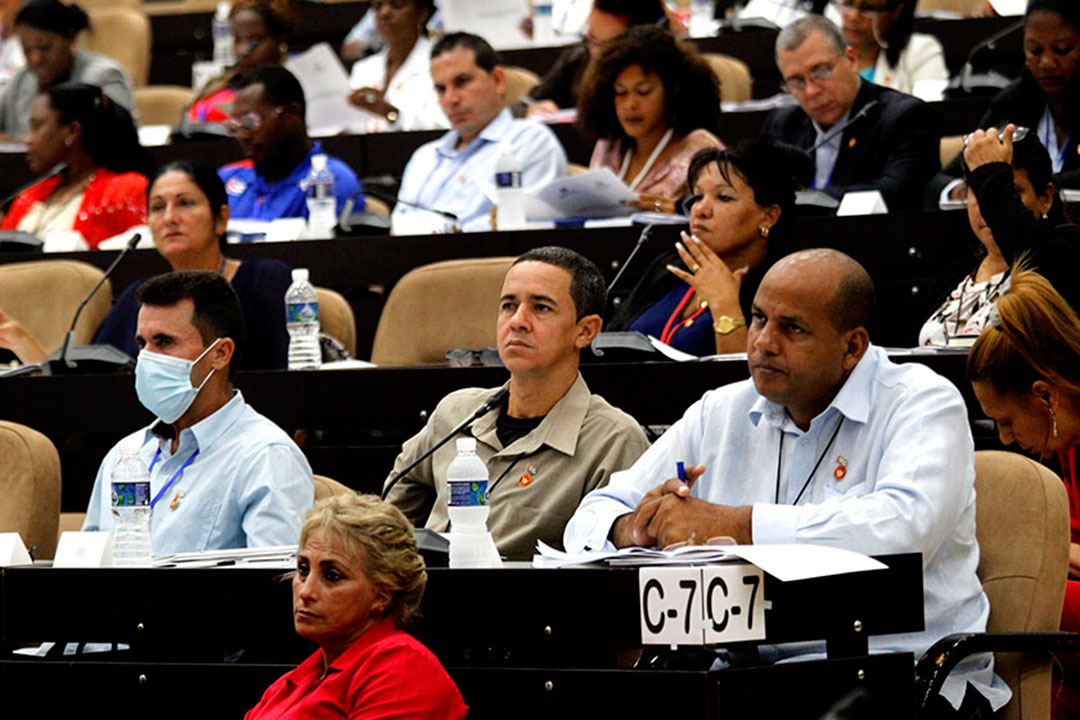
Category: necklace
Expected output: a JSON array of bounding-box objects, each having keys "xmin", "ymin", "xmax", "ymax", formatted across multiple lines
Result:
[
  {"xmin": 774, "ymin": 417, "xmax": 844, "ymax": 505},
  {"xmin": 29, "ymin": 171, "xmax": 94, "ymax": 237}
]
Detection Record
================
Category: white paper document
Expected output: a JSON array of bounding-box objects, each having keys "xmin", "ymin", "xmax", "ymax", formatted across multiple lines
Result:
[
  {"xmin": 726, "ymin": 544, "xmax": 887, "ymax": 582},
  {"xmin": 285, "ymin": 43, "xmax": 369, "ymax": 136},
  {"xmin": 523, "ymin": 168, "xmax": 637, "ymax": 220},
  {"xmin": 152, "ymin": 544, "xmax": 297, "ymax": 568}
]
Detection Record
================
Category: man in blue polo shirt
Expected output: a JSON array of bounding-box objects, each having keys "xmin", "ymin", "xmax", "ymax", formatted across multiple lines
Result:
[{"xmin": 219, "ymin": 65, "xmax": 363, "ymax": 222}]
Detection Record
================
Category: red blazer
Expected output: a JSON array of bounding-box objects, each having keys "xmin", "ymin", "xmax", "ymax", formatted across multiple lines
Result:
[
  {"xmin": 1, "ymin": 168, "xmax": 148, "ymax": 250},
  {"xmin": 245, "ymin": 617, "xmax": 468, "ymax": 720}
]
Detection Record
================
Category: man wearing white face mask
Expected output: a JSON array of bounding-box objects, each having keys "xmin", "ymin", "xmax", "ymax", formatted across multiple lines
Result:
[{"xmin": 83, "ymin": 271, "xmax": 314, "ymax": 554}]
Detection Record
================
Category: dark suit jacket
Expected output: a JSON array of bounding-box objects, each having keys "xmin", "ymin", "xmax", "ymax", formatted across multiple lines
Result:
[
  {"xmin": 761, "ymin": 80, "xmax": 941, "ymax": 211},
  {"xmin": 924, "ymin": 72, "xmax": 1080, "ymax": 206}
]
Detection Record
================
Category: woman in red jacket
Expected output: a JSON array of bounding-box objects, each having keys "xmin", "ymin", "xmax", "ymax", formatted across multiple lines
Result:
[{"xmin": 1, "ymin": 81, "xmax": 151, "ymax": 248}]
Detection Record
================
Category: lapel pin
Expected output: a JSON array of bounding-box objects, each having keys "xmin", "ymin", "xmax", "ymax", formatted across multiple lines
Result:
[
  {"xmin": 848, "ymin": 137, "xmax": 857, "ymax": 149},
  {"xmin": 834, "ymin": 455, "xmax": 848, "ymax": 481}
]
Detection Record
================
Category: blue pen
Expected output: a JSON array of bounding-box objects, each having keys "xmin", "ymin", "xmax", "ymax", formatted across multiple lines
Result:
[{"xmin": 677, "ymin": 461, "xmax": 686, "ymax": 483}]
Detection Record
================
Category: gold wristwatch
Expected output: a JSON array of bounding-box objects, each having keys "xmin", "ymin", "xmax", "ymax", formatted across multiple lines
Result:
[{"xmin": 713, "ymin": 315, "xmax": 746, "ymax": 335}]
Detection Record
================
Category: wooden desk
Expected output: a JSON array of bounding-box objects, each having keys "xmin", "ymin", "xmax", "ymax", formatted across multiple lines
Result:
[{"xmin": 0, "ymin": 556, "xmax": 922, "ymax": 718}]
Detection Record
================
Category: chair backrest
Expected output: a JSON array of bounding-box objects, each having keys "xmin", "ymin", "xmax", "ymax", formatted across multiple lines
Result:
[
  {"xmin": 315, "ymin": 287, "xmax": 357, "ymax": 358},
  {"xmin": 81, "ymin": 8, "xmax": 151, "ymax": 87},
  {"xmin": 974, "ymin": 450, "xmax": 1071, "ymax": 720},
  {"xmin": 916, "ymin": 0, "xmax": 986, "ymax": 15},
  {"xmin": 501, "ymin": 66, "xmax": 541, "ymax": 109},
  {"xmin": 0, "ymin": 421, "xmax": 61, "ymax": 560},
  {"xmin": 370, "ymin": 257, "xmax": 516, "ymax": 365},
  {"xmin": 313, "ymin": 474, "xmax": 355, "ymax": 501},
  {"xmin": 940, "ymin": 135, "xmax": 964, "ymax": 168},
  {"xmin": 0, "ymin": 260, "xmax": 112, "ymax": 352},
  {"xmin": 703, "ymin": 53, "xmax": 752, "ymax": 104},
  {"xmin": 134, "ymin": 85, "xmax": 195, "ymax": 127}
]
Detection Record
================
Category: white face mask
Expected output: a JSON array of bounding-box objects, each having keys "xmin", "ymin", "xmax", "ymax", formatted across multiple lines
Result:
[{"xmin": 134, "ymin": 338, "xmax": 221, "ymax": 423}]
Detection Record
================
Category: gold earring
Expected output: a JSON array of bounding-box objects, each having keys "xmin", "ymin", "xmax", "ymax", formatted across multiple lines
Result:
[
  {"xmin": 1050, "ymin": 406, "xmax": 1059, "ymax": 438},
  {"xmin": 759, "ymin": 225, "xmax": 769, "ymax": 238}
]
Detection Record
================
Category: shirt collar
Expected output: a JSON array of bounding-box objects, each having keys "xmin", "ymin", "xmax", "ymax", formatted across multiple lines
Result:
[
  {"xmin": 436, "ymin": 107, "xmax": 513, "ymax": 158},
  {"xmin": 811, "ymin": 108, "xmax": 852, "ymax": 146},
  {"xmin": 254, "ymin": 140, "xmax": 324, "ymax": 190},
  {"xmin": 471, "ymin": 372, "xmax": 591, "ymax": 456},
  {"xmin": 748, "ymin": 345, "xmax": 879, "ymax": 431},
  {"xmin": 283, "ymin": 616, "xmax": 398, "ymax": 689},
  {"xmin": 148, "ymin": 390, "xmax": 247, "ymax": 454}
]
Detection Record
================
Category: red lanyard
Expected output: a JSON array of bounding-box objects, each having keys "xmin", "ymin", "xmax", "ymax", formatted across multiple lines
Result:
[{"xmin": 660, "ymin": 286, "xmax": 708, "ymax": 345}]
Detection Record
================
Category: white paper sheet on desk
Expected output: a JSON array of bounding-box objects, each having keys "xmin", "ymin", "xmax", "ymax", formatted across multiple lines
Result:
[
  {"xmin": 523, "ymin": 168, "xmax": 637, "ymax": 220},
  {"xmin": 646, "ymin": 335, "xmax": 699, "ymax": 362},
  {"xmin": 152, "ymin": 544, "xmax": 297, "ymax": 568},
  {"xmin": 285, "ymin": 43, "xmax": 369, "ymax": 136},
  {"xmin": 725, "ymin": 544, "xmax": 886, "ymax": 582},
  {"xmin": 532, "ymin": 540, "xmax": 736, "ymax": 568}
]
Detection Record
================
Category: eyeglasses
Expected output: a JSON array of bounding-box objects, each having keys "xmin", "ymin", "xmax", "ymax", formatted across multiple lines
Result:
[
  {"xmin": 834, "ymin": 0, "xmax": 895, "ymax": 14},
  {"xmin": 782, "ymin": 57, "xmax": 842, "ymax": 93},
  {"xmin": 223, "ymin": 107, "xmax": 282, "ymax": 135}
]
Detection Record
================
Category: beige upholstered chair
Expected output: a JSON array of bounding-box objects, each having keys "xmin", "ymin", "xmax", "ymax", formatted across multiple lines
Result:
[
  {"xmin": 81, "ymin": 8, "xmax": 152, "ymax": 87},
  {"xmin": 703, "ymin": 54, "xmax": 752, "ymax": 104},
  {"xmin": 134, "ymin": 85, "xmax": 195, "ymax": 127},
  {"xmin": 501, "ymin": 66, "xmax": 541, "ymax": 109},
  {"xmin": 313, "ymin": 474, "xmax": 355, "ymax": 501},
  {"xmin": 916, "ymin": 0, "xmax": 988, "ymax": 15},
  {"xmin": 315, "ymin": 287, "xmax": 357, "ymax": 359},
  {"xmin": 0, "ymin": 421, "xmax": 61, "ymax": 560},
  {"xmin": 940, "ymin": 135, "xmax": 964, "ymax": 168},
  {"xmin": 0, "ymin": 260, "xmax": 112, "ymax": 354},
  {"xmin": 975, "ymin": 450, "xmax": 1070, "ymax": 720},
  {"xmin": 370, "ymin": 257, "xmax": 516, "ymax": 366},
  {"xmin": 918, "ymin": 450, "xmax": 1071, "ymax": 719}
]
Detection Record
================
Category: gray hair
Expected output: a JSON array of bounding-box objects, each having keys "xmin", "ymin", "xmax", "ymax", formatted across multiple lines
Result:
[{"xmin": 775, "ymin": 14, "xmax": 848, "ymax": 60}]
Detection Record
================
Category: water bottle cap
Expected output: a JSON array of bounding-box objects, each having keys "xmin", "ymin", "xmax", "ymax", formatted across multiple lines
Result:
[
  {"xmin": 311, "ymin": 154, "xmax": 328, "ymax": 171},
  {"xmin": 292, "ymin": 268, "xmax": 309, "ymax": 282},
  {"xmin": 215, "ymin": 2, "xmax": 230, "ymax": 19},
  {"xmin": 455, "ymin": 437, "xmax": 477, "ymax": 453}
]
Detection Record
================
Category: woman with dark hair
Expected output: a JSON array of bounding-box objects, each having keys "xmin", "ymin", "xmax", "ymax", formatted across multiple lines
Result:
[
  {"xmin": 577, "ymin": 24, "xmax": 723, "ymax": 215},
  {"xmin": 0, "ymin": 0, "xmax": 132, "ymax": 139},
  {"xmin": 346, "ymin": 0, "xmax": 445, "ymax": 132},
  {"xmin": 836, "ymin": 0, "xmax": 947, "ymax": 101},
  {"xmin": 0, "ymin": 161, "xmax": 291, "ymax": 369},
  {"xmin": 608, "ymin": 139, "xmax": 807, "ymax": 356},
  {"xmin": 933, "ymin": 0, "xmax": 1080, "ymax": 204},
  {"xmin": 0, "ymin": 82, "xmax": 150, "ymax": 248},
  {"xmin": 187, "ymin": 0, "xmax": 293, "ymax": 124},
  {"xmin": 919, "ymin": 126, "xmax": 1067, "ymax": 346}
]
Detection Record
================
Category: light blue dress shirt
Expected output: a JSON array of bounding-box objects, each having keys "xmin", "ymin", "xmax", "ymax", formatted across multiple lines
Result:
[
  {"xmin": 564, "ymin": 346, "xmax": 1010, "ymax": 711},
  {"xmin": 811, "ymin": 108, "xmax": 850, "ymax": 190},
  {"xmin": 84, "ymin": 391, "xmax": 314, "ymax": 554},
  {"xmin": 392, "ymin": 107, "xmax": 568, "ymax": 232}
]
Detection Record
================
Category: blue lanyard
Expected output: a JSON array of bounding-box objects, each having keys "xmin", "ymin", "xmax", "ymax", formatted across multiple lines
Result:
[{"xmin": 147, "ymin": 447, "xmax": 200, "ymax": 509}]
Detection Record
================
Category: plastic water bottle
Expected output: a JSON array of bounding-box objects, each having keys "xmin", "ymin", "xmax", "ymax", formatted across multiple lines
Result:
[
  {"xmin": 532, "ymin": 0, "xmax": 555, "ymax": 45},
  {"xmin": 304, "ymin": 154, "xmax": 337, "ymax": 239},
  {"xmin": 494, "ymin": 147, "xmax": 525, "ymax": 231},
  {"xmin": 446, "ymin": 437, "xmax": 502, "ymax": 568},
  {"xmin": 689, "ymin": 0, "xmax": 716, "ymax": 38},
  {"xmin": 110, "ymin": 450, "xmax": 152, "ymax": 566},
  {"xmin": 286, "ymin": 268, "xmax": 322, "ymax": 370},
  {"xmin": 212, "ymin": 2, "xmax": 234, "ymax": 69}
]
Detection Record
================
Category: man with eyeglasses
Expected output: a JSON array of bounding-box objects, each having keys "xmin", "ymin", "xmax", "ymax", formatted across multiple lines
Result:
[
  {"xmin": 218, "ymin": 65, "xmax": 363, "ymax": 223},
  {"xmin": 762, "ymin": 14, "xmax": 940, "ymax": 211}
]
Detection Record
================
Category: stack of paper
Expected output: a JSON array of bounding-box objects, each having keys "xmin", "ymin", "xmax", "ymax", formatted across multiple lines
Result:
[{"xmin": 152, "ymin": 544, "xmax": 297, "ymax": 568}]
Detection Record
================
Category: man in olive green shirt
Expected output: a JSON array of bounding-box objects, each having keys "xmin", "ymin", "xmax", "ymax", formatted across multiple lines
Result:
[{"xmin": 384, "ymin": 246, "xmax": 649, "ymax": 560}]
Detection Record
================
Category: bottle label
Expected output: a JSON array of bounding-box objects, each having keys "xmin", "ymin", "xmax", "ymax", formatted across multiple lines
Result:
[
  {"xmin": 495, "ymin": 171, "xmax": 521, "ymax": 189},
  {"xmin": 287, "ymin": 301, "xmax": 319, "ymax": 324},
  {"xmin": 111, "ymin": 481, "xmax": 151, "ymax": 508},
  {"xmin": 448, "ymin": 480, "xmax": 488, "ymax": 507}
]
